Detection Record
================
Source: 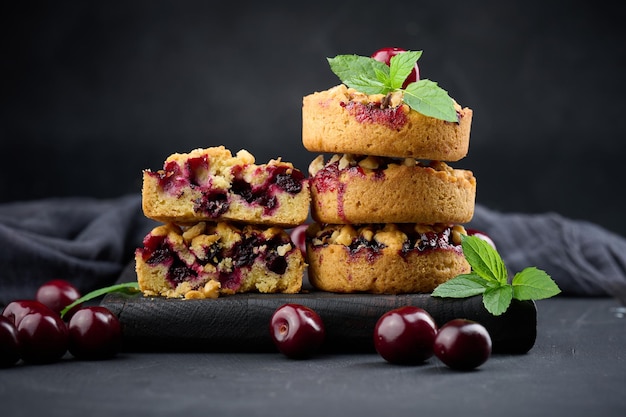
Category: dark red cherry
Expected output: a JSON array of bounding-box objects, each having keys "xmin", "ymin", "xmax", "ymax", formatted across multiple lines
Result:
[
  {"xmin": 270, "ymin": 303, "xmax": 325, "ymax": 359},
  {"xmin": 2, "ymin": 299, "xmax": 50, "ymax": 327},
  {"xmin": 434, "ymin": 318, "xmax": 492, "ymax": 371},
  {"xmin": 466, "ymin": 229, "xmax": 497, "ymax": 250},
  {"xmin": 36, "ymin": 279, "xmax": 82, "ymax": 318},
  {"xmin": 0, "ymin": 316, "xmax": 21, "ymax": 367},
  {"xmin": 374, "ymin": 306, "xmax": 438, "ymax": 365},
  {"xmin": 17, "ymin": 307, "xmax": 68, "ymax": 364},
  {"xmin": 289, "ymin": 223, "xmax": 308, "ymax": 255},
  {"xmin": 371, "ymin": 47, "xmax": 420, "ymax": 88},
  {"xmin": 68, "ymin": 306, "xmax": 122, "ymax": 360}
]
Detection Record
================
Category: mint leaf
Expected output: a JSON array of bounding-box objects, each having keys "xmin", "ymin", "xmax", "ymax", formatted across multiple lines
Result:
[
  {"xmin": 431, "ymin": 273, "xmax": 490, "ymax": 298},
  {"xmin": 388, "ymin": 51, "xmax": 422, "ymax": 90},
  {"xmin": 512, "ymin": 267, "xmax": 562, "ymax": 300},
  {"xmin": 461, "ymin": 235, "xmax": 508, "ymax": 284},
  {"xmin": 347, "ymin": 74, "xmax": 387, "ymax": 95},
  {"xmin": 483, "ymin": 284, "xmax": 513, "ymax": 316},
  {"xmin": 326, "ymin": 51, "xmax": 457, "ymax": 121},
  {"xmin": 432, "ymin": 233, "xmax": 561, "ymax": 316},
  {"xmin": 403, "ymin": 80, "xmax": 458, "ymax": 122},
  {"xmin": 60, "ymin": 282, "xmax": 140, "ymax": 319},
  {"xmin": 327, "ymin": 55, "xmax": 388, "ymax": 94}
]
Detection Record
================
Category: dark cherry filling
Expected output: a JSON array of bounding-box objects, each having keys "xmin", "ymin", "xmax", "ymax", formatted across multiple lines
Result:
[
  {"xmin": 168, "ymin": 260, "xmax": 198, "ymax": 286},
  {"xmin": 139, "ymin": 234, "xmax": 199, "ymax": 288},
  {"xmin": 309, "ymin": 225, "xmax": 462, "ymax": 265},
  {"xmin": 400, "ymin": 227, "xmax": 462, "ymax": 258},
  {"xmin": 231, "ymin": 178, "xmax": 277, "ymax": 212},
  {"xmin": 341, "ymin": 101, "xmax": 408, "ymax": 130},
  {"xmin": 154, "ymin": 161, "xmax": 187, "ymax": 193},
  {"xmin": 194, "ymin": 191, "xmax": 229, "ymax": 218},
  {"xmin": 219, "ymin": 233, "xmax": 291, "ymax": 290},
  {"xmin": 274, "ymin": 169, "xmax": 304, "ymax": 194},
  {"xmin": 140, "ymin": 227, "xmax": 294, "ymax": 293},
  {"xmin": 229, "ymin": 165, "xmax": 302, "ymax": 215},
  {"xmin": 186, "ymin": 156, "xmax": 209, "ymax": 187},
  {"xmin": 348, "ymin": 236, "xmax": 385, "ymax": 262}
]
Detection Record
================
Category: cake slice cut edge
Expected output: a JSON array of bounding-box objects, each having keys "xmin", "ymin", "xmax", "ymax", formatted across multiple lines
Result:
[
  {"xmin": 135, "ymin": 221, "xmax": 305, "ymax": 299},
  {"xmin": 141, "ymin": 146, "xmax": 310, "ymax": 228}
]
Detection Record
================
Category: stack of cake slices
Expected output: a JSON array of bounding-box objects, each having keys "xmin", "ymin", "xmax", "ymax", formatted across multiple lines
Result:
[
  {"xmin": 134, "ymin": 146, "xmax": 310, "ymax": 298},
  {"xmin": 301, "ymin": 84, "xmax": 476, "ymax": 294}
]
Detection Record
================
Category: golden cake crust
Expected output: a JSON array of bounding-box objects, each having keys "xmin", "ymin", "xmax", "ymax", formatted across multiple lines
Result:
[
  {"xmin": 141, "ymin": 146, "xmax": 310, "ymax": 228},
  {"xmin": 308, "ymin": 154, "xmax": 476, "ymax": 224},
  {"xmin": 135, "ymin": 222, "xmax": 304, "ymax": 298},
  {"xmin": 302, "ymin": 84, "xmax": 472, "ymax": 161},
  {"xmin": 305, "ymin": 223, "xmax": 470, "ymax": 294}
]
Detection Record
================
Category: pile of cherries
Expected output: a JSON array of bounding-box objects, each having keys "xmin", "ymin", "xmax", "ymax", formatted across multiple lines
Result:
[
  {"xmin": 0, "ymin": 279, "xmax": 121, "ymax": 367},
  {"xmin": 270, "ymin": 303, "xmax": 492, "ymax": 371}
]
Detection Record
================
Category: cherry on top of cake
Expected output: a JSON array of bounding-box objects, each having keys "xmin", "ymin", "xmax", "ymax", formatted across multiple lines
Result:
[{"xmin": 327, "ymin": 47, "xmax": 459, "ymax": 123}]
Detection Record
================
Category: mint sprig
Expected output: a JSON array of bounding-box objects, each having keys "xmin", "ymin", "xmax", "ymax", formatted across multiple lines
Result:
[
  {"xmin": 432, "ymin": 235, "xmax": 561, "ymax": 316},
  {"xmin": 60, "ymin": 282, "xmax": 140, "ymax": 319},
  {"xmin": 327, "ymin": 51, "xmax": 458, "ymax": 122}
]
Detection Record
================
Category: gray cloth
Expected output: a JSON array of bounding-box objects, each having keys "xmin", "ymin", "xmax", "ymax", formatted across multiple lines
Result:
[
  {"xmin": 0, "ymin": 195, "xmax": 156, "ymax": 306},
  {"xmin": 468, "ymin": 205, "xmax": 626, "ymax": 301},
  {"xmin": 0, "ymin": 196, "xmax": 624, "ymax": 306}
]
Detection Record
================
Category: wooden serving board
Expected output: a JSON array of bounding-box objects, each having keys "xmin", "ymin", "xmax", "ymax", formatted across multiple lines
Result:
[{"xmin": 102, "ymin": 263, "xmax": 537, "ymax": 354}]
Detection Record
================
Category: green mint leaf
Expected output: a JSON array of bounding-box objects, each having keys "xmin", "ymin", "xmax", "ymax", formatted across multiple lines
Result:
[
  {"xmin": 327, "ymin": 55, "xmax": 389, "ymax": 94},
  {"xmin": 432, "ymin": 273, "xmax": 490, "ymax": 298},
  {"xmin": 403, "ymin": 80, "xmax": 458, "ymax": 122},
  {"xmin": 60, "ymin": 282, "xmax": 140, "ymax": 319},
  {"xmin": 388, "ymin": 50, "xmax": 422, "ymax": 89},
  {"xmin": 461, "ymin": 235, "xmax": 508, "ymax": 284},
  {"xmin": 346, "ymin": 74, "xmax": 388, "ymax": 95},
  {"xmin": 512, "ymin": 267, "xmax": 561, "ymax": 300},
  {"xmin": 483, "ymin": 284, "xmax": 513, "ymax": 316}
]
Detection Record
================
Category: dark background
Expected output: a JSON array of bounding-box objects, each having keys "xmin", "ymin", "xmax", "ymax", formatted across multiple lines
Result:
[{"xmin": 2, "ymin": 0, "xmax": 626, "ymax": 236}]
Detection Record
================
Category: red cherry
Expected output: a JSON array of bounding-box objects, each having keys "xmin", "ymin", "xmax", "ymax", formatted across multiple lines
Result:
[
  {"xmin": 289, "ymin": 223, "xmax": 308, "ymax": 255},
  {"xmin": 466, "ymin": 229, "xmax": 497, "ymax": 250},
  {"xmin": 374, "ymin": 306, "xmax": 438, "ymax": 365},
  {"xmin": 434, "ymin": 318, "xmax": 492, "ymax": 371},
  {"xmin": 0, "ymin": 316, "xmax": 21, "ymax": 367},
  {"xmin": 2, "ymin": 300, "xmax": 50, "ymax": 327},
  {"xmin": 17, "ymin": 307, "xmax": 68, "ymax": 364},
  {"xmin": 36, "ymin": 279, "xmax": 82, "ymax": 318},
  {"xmin": 270, "ymin": 303, "xmax": 325, "ymax": 359},
  {"xmin": 68, "ymin": 306, "xmax": 122, "ymax": 360},
  {"xmin": 371, "ymin": 47, "xmax": 420, "ymax": 88}
]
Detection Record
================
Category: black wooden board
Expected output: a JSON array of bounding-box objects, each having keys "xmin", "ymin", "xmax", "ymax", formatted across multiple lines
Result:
[{"xmin": 102, "ymin": 263, "xmax": 537, "ymax": 354}]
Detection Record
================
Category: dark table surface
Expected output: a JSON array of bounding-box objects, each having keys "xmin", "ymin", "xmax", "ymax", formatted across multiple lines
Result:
[{"xmin": 1, "ymin": 296, "xmax": 624, "ymax": 417}]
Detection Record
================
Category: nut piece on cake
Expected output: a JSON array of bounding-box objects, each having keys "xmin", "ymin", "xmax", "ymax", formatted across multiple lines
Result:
[
  {"xmin": 135, "ymin": 222, "xmax": 305, "ymax": 298},
  {"xmin": 141, "ymin": 146, "xmax": 310, "ymax": 227}
]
